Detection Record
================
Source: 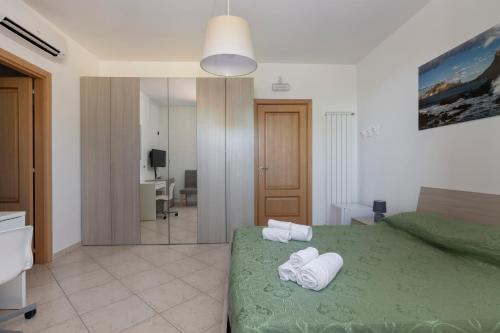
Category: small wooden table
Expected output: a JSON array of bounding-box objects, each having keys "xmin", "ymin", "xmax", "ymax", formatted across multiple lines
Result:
[{"xmin": 351, "ymin": 216, "xmax": 375, "ymax": 225}]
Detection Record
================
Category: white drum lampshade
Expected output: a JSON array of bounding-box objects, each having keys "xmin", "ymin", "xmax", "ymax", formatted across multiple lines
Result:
[{"xmin": 200, "ymin": 15, "xmax": 257, "ymax": 76}]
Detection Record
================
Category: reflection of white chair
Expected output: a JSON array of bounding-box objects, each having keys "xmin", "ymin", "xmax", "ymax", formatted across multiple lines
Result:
[
  {"xmin": 0, "ymin": 226, "xmax": 37, "ymax": 330},
  {"xmin": 157, "ymin": 182, "xmax": 178, "ymax": 219}
]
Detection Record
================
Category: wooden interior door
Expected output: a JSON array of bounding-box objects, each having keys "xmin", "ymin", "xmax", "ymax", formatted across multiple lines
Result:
[
  {"xmin": 0, "ymin": 77, "xmax": 33, "ymax": 227},
  {"xmin": 255, "ymin": 100, "xmax": 311, "ymax": 226}
]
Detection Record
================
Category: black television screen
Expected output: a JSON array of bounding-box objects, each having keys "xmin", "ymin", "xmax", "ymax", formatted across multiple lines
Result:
[{"xmin": 150, "ymin": 149, "xmax": 166, "ymax": 167}]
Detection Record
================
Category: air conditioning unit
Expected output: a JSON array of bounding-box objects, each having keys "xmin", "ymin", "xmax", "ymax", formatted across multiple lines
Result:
[{"xmin": 0, "ymin": 0, "xmax": 67, "ymax": 57}]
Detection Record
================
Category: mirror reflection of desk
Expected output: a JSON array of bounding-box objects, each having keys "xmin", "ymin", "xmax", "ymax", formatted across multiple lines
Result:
[{"xmin": 139, "ymin": 178, "xmax": 174, "ymax": 221}]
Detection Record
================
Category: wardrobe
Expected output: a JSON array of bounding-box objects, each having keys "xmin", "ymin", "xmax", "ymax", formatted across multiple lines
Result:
[{"xmin": 81, "ymin": 77, "xmax": 254, "ymax": 245}]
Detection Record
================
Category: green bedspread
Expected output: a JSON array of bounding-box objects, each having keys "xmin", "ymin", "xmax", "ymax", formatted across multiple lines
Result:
[{"xmin": 229, "ymin": 222, "xmax": 500, "ymax": 333}]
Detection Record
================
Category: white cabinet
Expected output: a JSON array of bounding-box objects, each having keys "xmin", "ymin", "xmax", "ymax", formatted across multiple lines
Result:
[
  {"xmin": 329, "ymin": 203, "xmax": 372, "ymax": 225},
  {"xmin": 0, "ymin": 211, "xmax": 27, "ymax": 309}
]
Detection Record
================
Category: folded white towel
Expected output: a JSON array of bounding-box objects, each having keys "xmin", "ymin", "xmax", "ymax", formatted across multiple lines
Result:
[
  {"xmin": 291, "ymin": 224, "xmax": 313, "ymax": 242},
  {"xmin": 268, "ymin": 219, "xmax": 292, "ymax": 230},
  {"xmin": 278, "ymin": 260, "xmax": 299, "ymax": 282},
  {"xmin": 290, "ymin": 247, "xmax": 319, "ymax": 268},
  {"xmin": 262, "ymin": 228, "xmax": 291, "ymax": 243},
  {"xmin": 268, "ymin": 219, "xmax": 313, "ymax": 242},
  {"xmin": 298, "ymin": 253, "xmax": 343, "ymax": 291}
]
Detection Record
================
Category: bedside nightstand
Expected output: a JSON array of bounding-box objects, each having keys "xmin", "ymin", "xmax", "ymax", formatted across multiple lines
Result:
[{"xmin": 351, "ymin": 216, "xmax": 375, "ymax": 225}]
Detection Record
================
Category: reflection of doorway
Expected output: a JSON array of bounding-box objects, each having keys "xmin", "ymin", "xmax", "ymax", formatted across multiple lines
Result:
[
  {"xmin": 254, "ymin": 99, "xmax": 312, "ymax": 226},
  {"xmin": 139, "ymin": 78, "xmax": 198, "ymax": 244},
  {"xmin": 0, "ymin": 49, "xmax": 52, "ymax": 264}
]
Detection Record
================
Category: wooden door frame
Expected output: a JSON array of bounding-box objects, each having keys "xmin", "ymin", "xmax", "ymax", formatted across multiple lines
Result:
[
  {"xmin": 0, "ymin": 48, "xmax": 52, "ymax": 263},
  {"xmin": 254, "ymin": 99, "xmax": 312, "ymax": 226}
]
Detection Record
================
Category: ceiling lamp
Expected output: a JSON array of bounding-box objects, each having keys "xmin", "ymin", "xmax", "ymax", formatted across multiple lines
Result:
[{"xmin": 200, "ymin": 0, "xmax": 257, "ymax": 76}]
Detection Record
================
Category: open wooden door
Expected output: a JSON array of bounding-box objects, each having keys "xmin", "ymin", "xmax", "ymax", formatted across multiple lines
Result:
[
  {"xmin": 0, "ymin": 77, "xmax": 33, "ymax": 228},
  {"xmin": 255, "ymin": 99, "xmax": 312, "ymax": 226}
]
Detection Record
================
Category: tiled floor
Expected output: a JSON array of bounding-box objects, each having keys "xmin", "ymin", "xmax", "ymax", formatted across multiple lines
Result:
[
  {"xmin": 1, "ymin": 243, "xmax": 229, "ymax": 333},
  {"xmin": 141, "ymin": 206, "xmax": 198, "ymax": 244}
]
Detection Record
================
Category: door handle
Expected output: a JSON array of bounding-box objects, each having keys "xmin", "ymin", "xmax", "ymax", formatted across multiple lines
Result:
[
  {"xmin": 258, "ymin": 166, "xmax": 268, "ymax": 176},
  {"xmin": 259, "ymin": 166, "xmax": 269, "ymax": 170}
]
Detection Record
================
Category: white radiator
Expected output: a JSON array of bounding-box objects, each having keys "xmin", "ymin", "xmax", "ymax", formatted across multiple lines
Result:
[{"xmin": 325, "ymin": 112, "xmax": 356, "ymax": 224}]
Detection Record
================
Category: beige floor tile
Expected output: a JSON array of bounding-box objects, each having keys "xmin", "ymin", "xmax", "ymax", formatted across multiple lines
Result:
[
  {"xmin": 134, "ymin": 245, "xmax": 186, "ymax": 266},
  {"xmin": 50, "ymin": 260, "xmax": 101, "ymax": 281},
  {"xmin": 27, "ymin": 267, "xmax": 55, "ymax": 289},
  {"xmin": 27, "ymin": 282, "xmax": 65, "ymax": 305},
  {"xmin": 81, "ymin": 296, "xmax": 155, "ymax": 333},
  {"xmin": 121, "ymin": 315, "xmax": 179, "ymax": 333},
  {"xmin": 205, "ymin": 283, "xmax": 226, "ymax": 302},
  {"xmin": 130, "ymin": 246, "xmax": 186, "ymax": 266},
  {"xmin": 181, "ymin": 267, "xmax": 227, "ymax": 292},
  {"xmin": 2, "ymin": 297, "xmax": 76, "ymax": 333},
  {"xmin": 195, "ymin": 248, "xmax": 230, "ymax": 266},
  {"xmin": 94, "ymin": 251, "xmax": 142, "ymax": 268},
  {"xmin": 212, "ymin": 258, "xmax": 229, "ymax": 272},
  {"xmin": 49, "ymin": 249, "xmax": 90, "ymax": 268},
  {"xmin": 161, "ymin": 257, "xmax": 208, "ymax": 278},
  {"xmin": 37, "ymin": 316, "xmax": 89, "ymax": 333},
  {"xmin": 105, "ymin": 257, "xmax": 155, "ymax": 279},
  {"xmin": 29, "ymin": 264, "xmax": 50, "ymax": 273},
  {"xmin": 68, "ymin": 280, "xmax": 131, "ymax": 315},
  {"xmin": 138, "ymin": 279, "xmax": 200, "ymax": 312},
  {"xmin": 168, "ymin": 244, "xmax": 218, "ymax": 257},
  {"xmin": 162, "ymin": 294, "xmax": 222, "ymax": 333},
  {"xmin": 120, "ymin": 268, "xmax": 176, "ymax": 293},
  {"xmin": 58, "ymin": 269, "xmax": 115, "ymax": 295},
  {"xmin": 204, "ymin": 324, "xmax": 222, "ymax": 333},
  {"xmin": 82, "ymin": 246, "xmax": 132, "ymax": 259}
]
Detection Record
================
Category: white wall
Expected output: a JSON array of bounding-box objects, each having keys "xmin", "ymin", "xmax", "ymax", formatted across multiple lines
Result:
[
  {"xmin": 169, "ymin": 106, "xmax": 197, "ymax": 200},
  {"xmin": 357, "ymin": 0, "xmax": 500, "ymax": 214},
  {"xmin": 139, "ymin": 93, "xmax": 169, "ymax": 181},
  {"xmin": 101, "ymin": 62, "xmax": 358, "ymax": 225},
  {"xmin": 1, "ymin": 0, "xmax": 100, "ymax": 253}
]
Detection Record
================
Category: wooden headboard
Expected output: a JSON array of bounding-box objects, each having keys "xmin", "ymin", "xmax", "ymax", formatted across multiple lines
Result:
[{"xmin": 417, "ymin": 187, "xmax": 500, "ymax": 226}]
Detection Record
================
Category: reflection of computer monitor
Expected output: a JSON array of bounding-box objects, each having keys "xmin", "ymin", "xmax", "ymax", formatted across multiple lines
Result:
[{"xmin": 149, "ymin": 149, "xmax": 166, "ymax": 179}]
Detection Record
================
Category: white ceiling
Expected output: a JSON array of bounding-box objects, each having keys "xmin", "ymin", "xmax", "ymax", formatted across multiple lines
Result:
[
  {"xmin": 23, "ymin": 0, "xmax": 430, "ymax": 64},
  {"xmin": 141, "ymin": 78, "xmax": 196, "ymax": 107}
]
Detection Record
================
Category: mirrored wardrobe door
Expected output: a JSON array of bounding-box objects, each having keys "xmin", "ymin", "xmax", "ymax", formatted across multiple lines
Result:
[
  {"xmin": 139, "ymin": 78, "xmax": 170, "ymax": 244},
  {"xmin": 168, "ymin": 78, "xmax": 198, "ymax": 244}
]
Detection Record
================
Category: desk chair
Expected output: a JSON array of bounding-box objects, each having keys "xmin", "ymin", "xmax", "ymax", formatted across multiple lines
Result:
[
  {"xmin": 180, "ymin": 170, "xmax": 197, "ymax": 206},
  {"xmin": 157, "ymin": 182, "xmax": 178, "ymax": 219},
  {"xmin": 0, "ymin": 226, "xmax": 37, "ymax": 332}
]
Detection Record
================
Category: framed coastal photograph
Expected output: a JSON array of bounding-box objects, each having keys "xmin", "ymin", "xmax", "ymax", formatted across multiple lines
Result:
[{"xmin": 418, "ymin": 24, "xmax": 500, "ymax": 130}]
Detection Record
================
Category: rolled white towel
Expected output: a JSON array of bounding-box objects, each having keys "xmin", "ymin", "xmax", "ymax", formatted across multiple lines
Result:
[
  {"xmin": 298, "ymin": 253, "xmax": 343, "ymax": 291},
  {"xmin": 289, "ymin": 247, "xmax": 319, "ymax": 268},
  {"xmin": 262, "ymin": 227, "xmax": 291, "ymax": 243},
  {"xmin": 291, "ymin": 224, "xmax": 313, "ymax": 242},
  {"xmin": 268, "ymin": 219, "xmax": 313, "ymax": 242},
  {"xmin": 268, "ymin": 219, "xmax": 292, "ymax": 230},
  {"xmin": 278, "ymin": 260, "xmax": 299, "ymax": 282}
]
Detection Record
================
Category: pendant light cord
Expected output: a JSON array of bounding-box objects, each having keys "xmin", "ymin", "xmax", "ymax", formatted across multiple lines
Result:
[{"xmin": 227, "ymin": 0, "xmax": 230, "ymax": 15}]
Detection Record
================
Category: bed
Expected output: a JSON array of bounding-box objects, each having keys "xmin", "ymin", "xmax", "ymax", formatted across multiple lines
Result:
[{"xmin": 226, "ymin": 188, "xmax": 500, "ymax": 333}]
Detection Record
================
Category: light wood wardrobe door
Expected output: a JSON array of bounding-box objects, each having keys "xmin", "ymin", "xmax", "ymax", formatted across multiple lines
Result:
[
  {"xmin": 197, "ymin": 78, "xmax": 226, "ymax": 243},
  {"xmin": 110, "ymin": 78, "xmax": 140, "ymax": 244},
  {"xmin": 226, "ymin": 78, "xmax": 254, "ymax": 241},
  {"xmin": 81, "ymin": 77, "xmax": 111, "ymax": 245}
]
